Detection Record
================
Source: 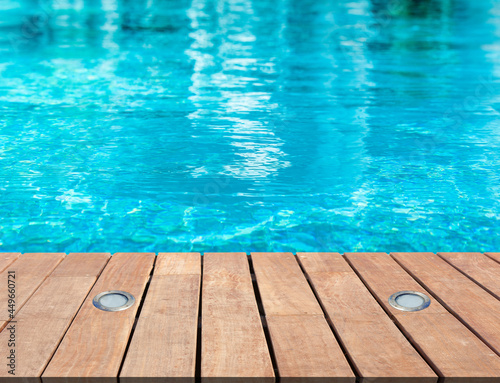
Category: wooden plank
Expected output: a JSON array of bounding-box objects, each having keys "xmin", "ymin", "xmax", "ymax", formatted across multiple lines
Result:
[
  {"xmin": 43, "ymin": 253, "xmax": 155, "ymax": 379},
  {"xmin": 154, "ymin": 252, "xmax": 201, "ymax": 275},
  {"xmin": 251, "ymin": 252, "xmax": 323, "ymax": 316},
  {"xmin": 266, "ymin": 315, "xmax": 355, "ymax": 381},
  {"xmin": 293, "ymin": 251, "xmax": 352, "ymax": 273},
  {"xmin": 120, "ymin": 253, "xmax": 201, "ymax": 380},
  {"xmin": 485, "ymin": 252, "xmax": 500, "ymax": 264},
  {"xmin": 438, "ymin": 252, "xmax": 500, "ymax": 299},
  {"xmin": 0, "ymin": 253, "xmax": 65, "ymax": 320},
  {"xmin": 0, "ymin": 253, "xmax": 110, "ymax": 377},
  {"xmin": 50, "ymin": 252, "xmax": 112, "ymax": 277},
  {"xmin": 297, "ymin": 252, "xmax": 437, "ymax": 382},
  {"xmin": 201, "ymin": 253, "xmax": 274, "ymax": 382},
  {"xmin": 392, "ymin": 252, "xmax": 500, "ymax": 356},
  {"xmin": 0, "ymin": 253, "xmax": 20, "ymax": 273},
  {"xmin": 345, "ymin": 252, "xmax": 500, "ymax": 378},
  {"xmin": 252, "ymin": 252, "xmax": 354, "ymax": 381}
]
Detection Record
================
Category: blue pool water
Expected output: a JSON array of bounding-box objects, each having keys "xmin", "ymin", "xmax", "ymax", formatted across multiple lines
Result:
[{"xmin": 1, "ymin": 0, "xmax": 500, "ymax": 253}]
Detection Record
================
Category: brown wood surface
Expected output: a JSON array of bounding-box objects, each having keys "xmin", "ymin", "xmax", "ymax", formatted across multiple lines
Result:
[
  {"xmin": 266, "ymin": 315, "xmax": 354, "ymax": 381},
  {"xmin": 345, "ymin": 252, "xmax": 500, "ymax": 378},
  {"xmin": 154, "ymin": 252, "xmax": 201, "ymax": 275},
  {"xmin": 0, "ymin": 251, "xmax": 495, "ymax": 380},
  {"xmin": 0, "ymin": 253, "xmax": 65, "ymax": 320},
  {"xmin": 392, "ymin": 252, "xmax": 500, "ymax": 356},
  {"xmin": 0, "ymin": 253, "xmax": 110, "ymax": 377},
  {"xmin": 297, "ymin": 252, "xmax": 437, "ymax": 382},
  {"xmin": 120, "ymin": 253, "xmax": 201, "ymax": 380},
  {"xmin": 43, "ymin": 253, "xmax": 155, "ymax": 379},
  {"xmin": 252, "ymin": 252, "xmax": 353, "ymax": 380},
  {"xmin": 201, "ymin": 253, "xmax": 274, "ymax": 382},
  {"xmin": 295, "ymin": 251, "xmax": 353, "ymax": 273},
  {"xmin": 437, "ymin": 252, "xmax": 500, "ymax": 299},
  {"xmin": 0, "ymin": 253, "xmax": 20, "ymax": 273},
  {"xmin": 50, "ymin": 252, "xmax": 112, "ymax": 277},
  {"xmin": 485, "ymin": 252, "xmax": 500, "ymax": 264},
  {"xmin": 251, "ymin": 252, "xmax": 323, "ymax": 316}
]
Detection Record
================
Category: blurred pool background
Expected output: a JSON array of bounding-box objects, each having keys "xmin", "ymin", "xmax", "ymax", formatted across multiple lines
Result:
[{"xmin": 1, "ymin": 0, "xmax": 500, "ymax": 253}]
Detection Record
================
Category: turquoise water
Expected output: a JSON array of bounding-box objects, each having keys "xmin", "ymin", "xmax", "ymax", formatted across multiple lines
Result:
[{"xmin": 1, "ymin": 0, "xmax": 500, "ymax": 253}]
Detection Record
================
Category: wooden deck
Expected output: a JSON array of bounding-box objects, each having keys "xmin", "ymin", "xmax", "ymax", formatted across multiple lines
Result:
[{"xmin": 0, "ymin": 252, "xmax": 499, "ymax": 382}]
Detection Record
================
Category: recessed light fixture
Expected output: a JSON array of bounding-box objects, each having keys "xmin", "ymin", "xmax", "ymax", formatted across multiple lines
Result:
[
  {"xmin": 93, "ymin": 290, "xmax": 135, "ymax": 312},
  {"xmin": 389, "ymin": 290, "xmax": 430, "ymax": 312}
]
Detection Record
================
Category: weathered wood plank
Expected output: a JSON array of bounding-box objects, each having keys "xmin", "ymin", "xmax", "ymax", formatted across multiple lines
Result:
[
  {"xmin": 120, "ymin": 253, "xmax": 201, "ymax": 380},
  {"xmin": 266, "ymin": 315, "xmax": 355, "ymax": 381},
  {"xmin": 392, "ymin": 252, "xmax": 500, "ymax": 356},
  {"xmin": 252, "ymin": 253, "xmax": 353, "ymax": 379},
  {"xmin": 437, "ymin": 252, "xmax": 500, "ymax": 300},
  {"xmin": 294, "ymin": 251, "xmax": 352, "ymax": 273},
  {"xmin": 50, "ymin": 252, "xmax": 112, "ymax": 277},
  {"xmin": 297, "ymin": 252, "xmax": 437, "ymax": 382},
  {"xmin": 485, "ymin": 252, "xmax": 500, "ymax": 264},
  {"xmin": 154, "ymin": 252, "xmax": 201, "ymax": 275},
  {"xmin": 251, "ymin": 252, "xmax": 323, "ymax": 316},
  {"xmin": 0, "ymin": 253, "xmax": 20, "ymax": 273},
  {"xmin": 346, "ymin": 252, "xmax": 500, "ymax": 378},
  {"xmin": 0, "ymin": 253, "xmax": 110, "ymax": 377},
  {"xmin": 43, "ymin": 253, "xmax": 155, "ymax": 379},
  {"xmin": 202, "ymin": 253, "xmax": 274, "ymax": 382},
  {"xmin": 252, "ymin": 252, "xmax": 354, "ymax": 381},
  {"xmin": 0, "ymin": 253, "xmax": 65, "ymax": 320}
]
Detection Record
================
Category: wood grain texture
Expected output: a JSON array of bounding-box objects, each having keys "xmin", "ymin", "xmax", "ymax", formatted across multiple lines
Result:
[
  {"xmin": 50, "ymin": 253, "xmax": 112, "ymax": 277},
  {"xmin": 201, "ymin": 253, "xmax": 274, "ymax": 382},
  {"xmin": 297, "ymin": 252, "xmax": 436, "ymax": 381},
  {"xmin": 251, "ymin": 252, "xmax": 323, "ymax": 316},
  {"xmin": 392, "ymin": 252, "xmax": 500, "ymax": 356},
  {"xmin": 155, "ymin": 252, "xmax": 201, "ymax": 275},
  {"xmin": 43, "ymin": 253, "xmax": 155, "ymax": 379},
  {"xmin": 266, "ymin": 315, "xmax": 354, "ymax": 381},
  {"xmin": 252, "ymin": 253, "xmax": 353, "ymax": 381},
  {"xmin": 296, "ymin": 252, "xmax": 352, "ymax": 273},
  {"xmin": 0, "ymin": 253, "xmax": 66, "ymax": 320},
  {"xmin": 485, "ymin": 252, "xmax": 500, "ymax": 264},
  {"xmin": 346, "ymin": 252, "xmax": 500, "ymax": 378},
  {"xmin": 120, "ymin": 253, "xmax": 201, "ymax": 379},
  {"xmin": 0, "ymin": 253, "xmax": 20, "ymax": 273},
  {"xmin": 437, "ymin": 252, "xmax": 500, "ymax": 299},
  {"xmin": 0, "ymin": 253, "xmax": 110, "ymax": 377}
]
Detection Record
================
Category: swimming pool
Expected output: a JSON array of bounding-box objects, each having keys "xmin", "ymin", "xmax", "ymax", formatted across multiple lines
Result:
[{"xmin": 1, "ymin": 0, "xmax": 499, "ymax": 253}]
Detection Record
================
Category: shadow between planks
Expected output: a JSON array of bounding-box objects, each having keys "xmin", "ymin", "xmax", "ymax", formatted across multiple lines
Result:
[{"xmin": 0, "ymin": 252, "xmax": 498, "ymax": 383}]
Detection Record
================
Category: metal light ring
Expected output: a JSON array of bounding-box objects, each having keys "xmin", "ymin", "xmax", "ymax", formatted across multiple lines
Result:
[
  {"xmin": 93, "ymin": 290, "xmax": 136, "ymax": 312},
  {"xmin": 388, "ymin": 290, "xmax": 431, "ymax": 312}
]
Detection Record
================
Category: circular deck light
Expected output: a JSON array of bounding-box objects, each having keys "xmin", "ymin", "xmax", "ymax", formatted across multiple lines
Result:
[
  {"xmin": 388, "ymin": 291, "xmax": 430, "ymax": 312},
  {"xmin": 93, "ymin": 290, "xmax": 135, "ymax": 312}
]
